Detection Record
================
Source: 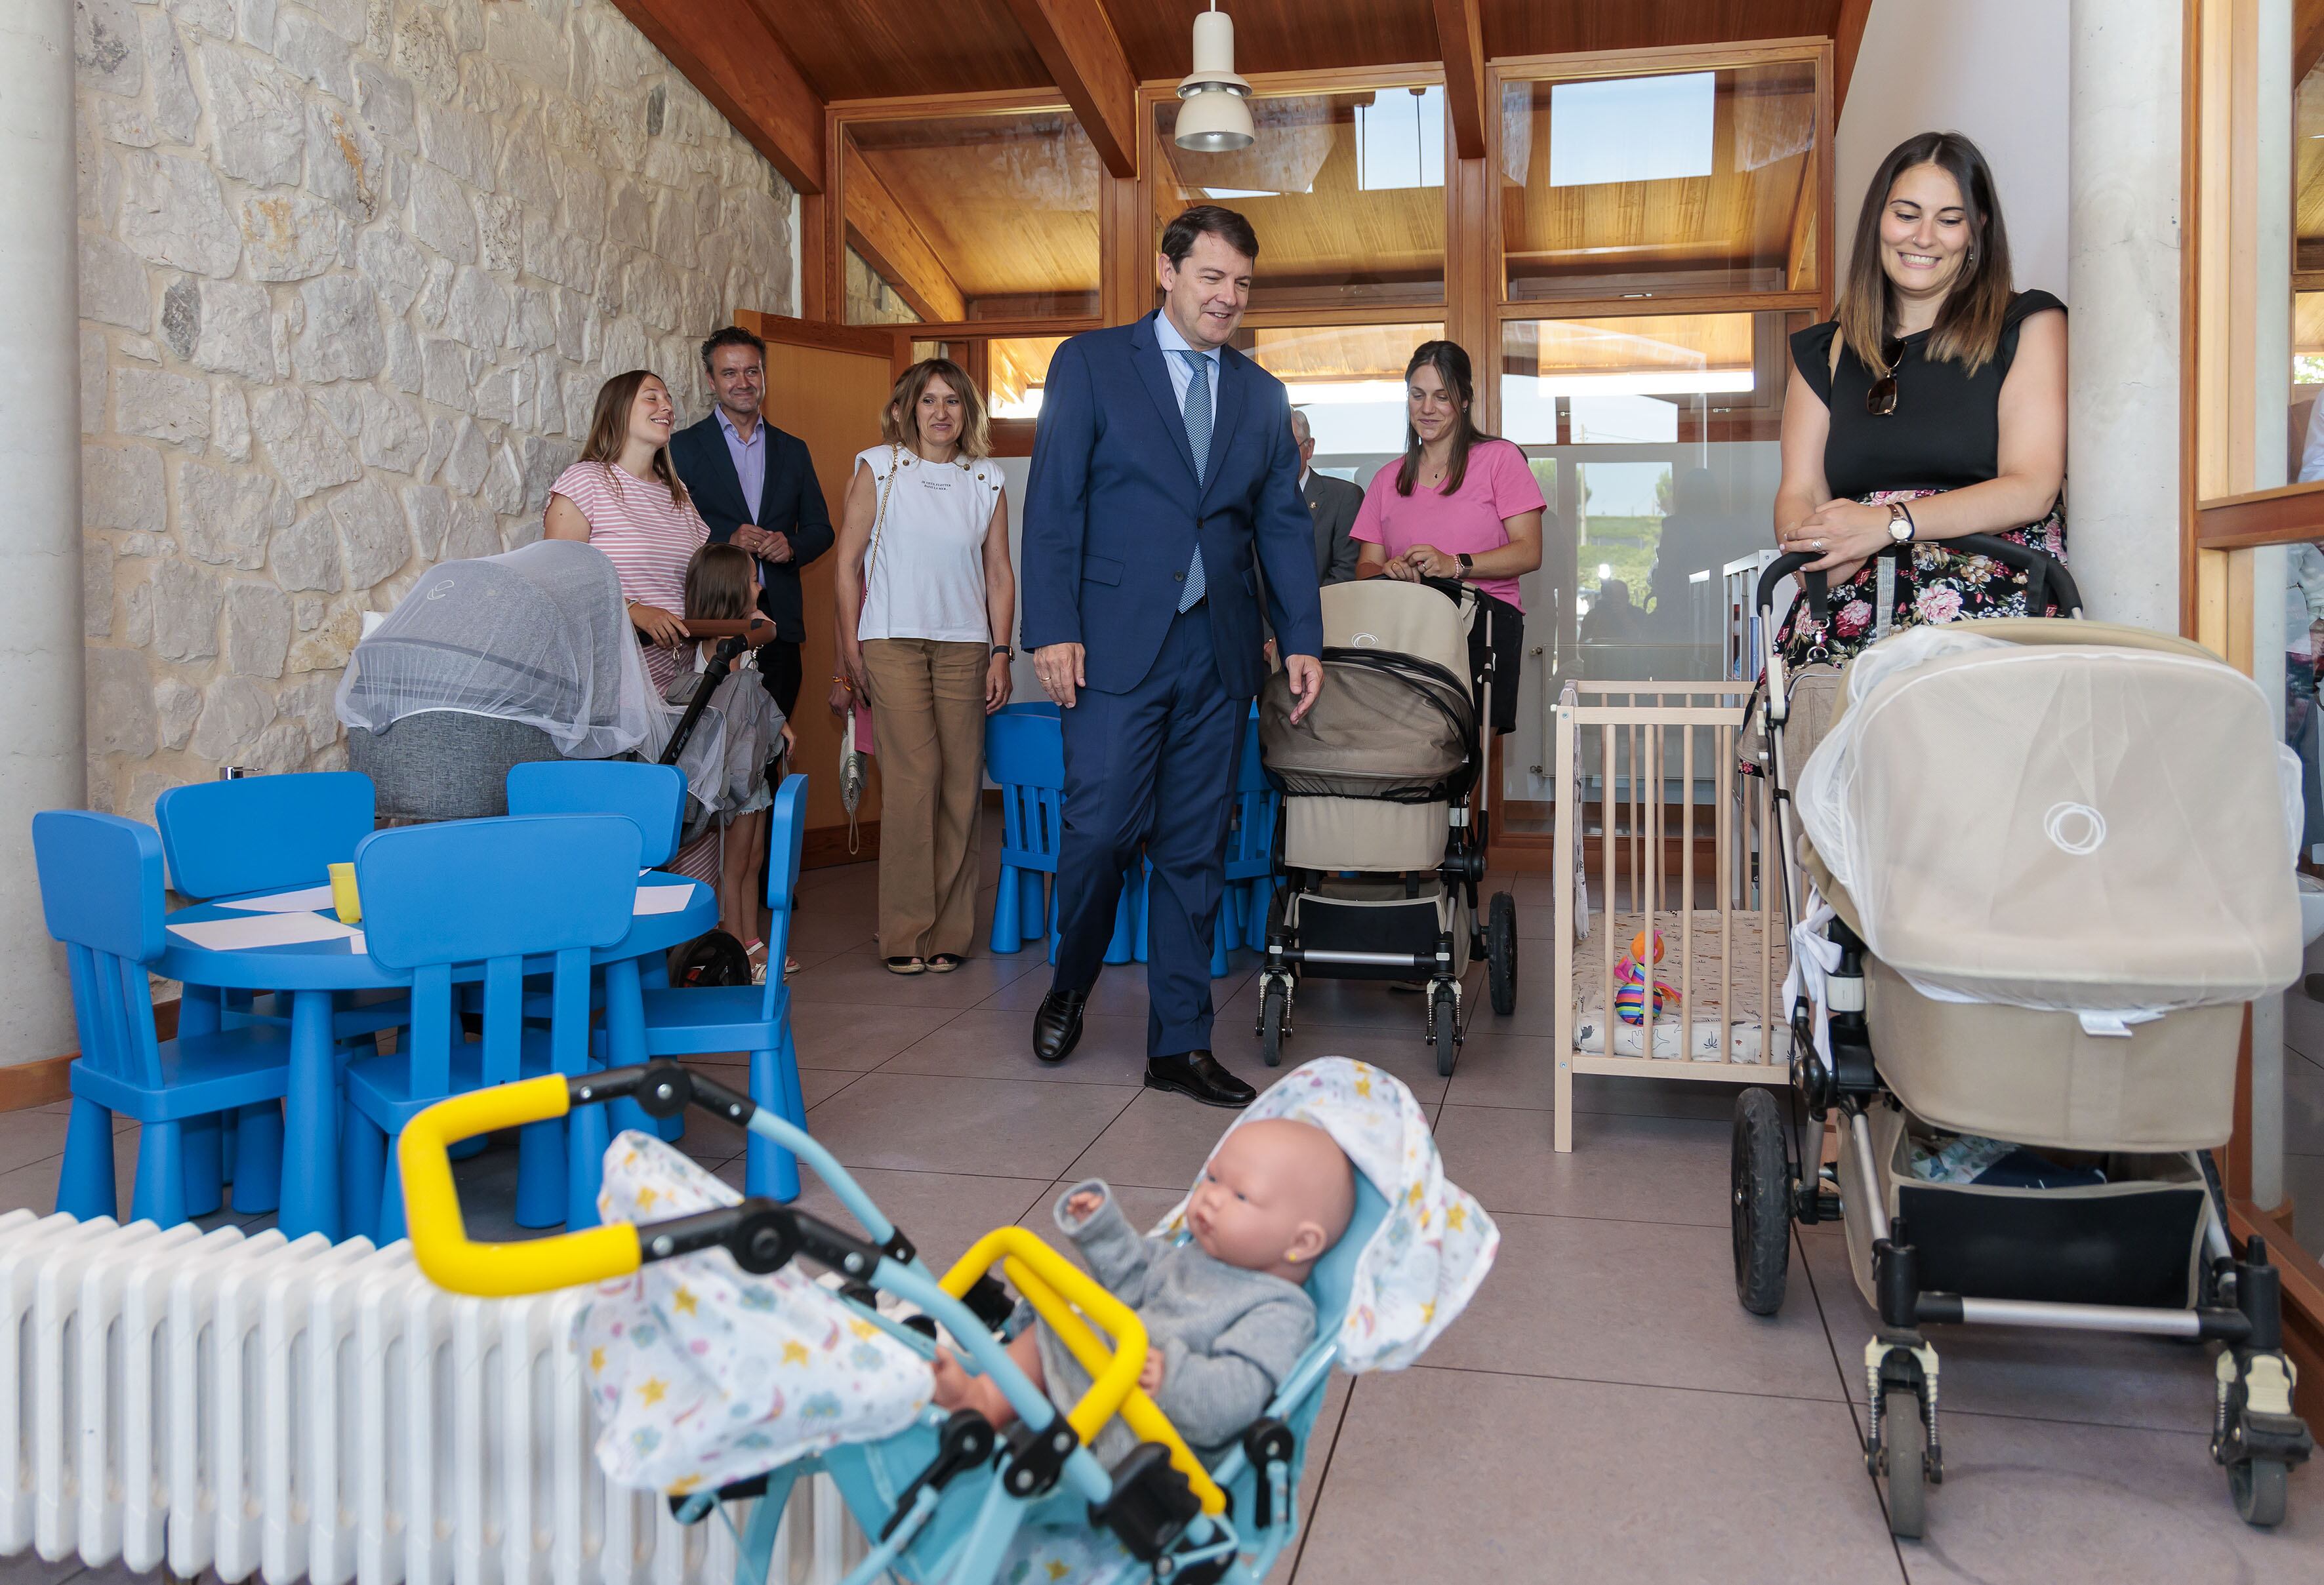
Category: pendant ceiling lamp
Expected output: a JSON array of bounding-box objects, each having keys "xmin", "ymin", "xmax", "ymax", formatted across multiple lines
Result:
[{"xmin": 1175, "ymin": 2, "xmax": 1255, "ymax": 152}]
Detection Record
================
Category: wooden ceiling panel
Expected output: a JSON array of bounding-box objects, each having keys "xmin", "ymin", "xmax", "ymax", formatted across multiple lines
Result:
[
  {"xmin": 1480, "ymin": 0, "xmax": 1844, "ymax": 61},
  {"xmin": 1109, "ymin": 0, "xmax": 1443, "ymax": 84},
  {"xmin": 761, "ymin": 0, "xmax": 1050, "ymax": 101}
]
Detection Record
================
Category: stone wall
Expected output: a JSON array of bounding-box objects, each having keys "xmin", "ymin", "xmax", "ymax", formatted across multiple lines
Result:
[
  {"xmin": 845, "ymin": 245, "xmax": 920, "ymax": 327},
  {"xmin": 73, "ymin": 0, "xmax": 796, "ymax": 818}
]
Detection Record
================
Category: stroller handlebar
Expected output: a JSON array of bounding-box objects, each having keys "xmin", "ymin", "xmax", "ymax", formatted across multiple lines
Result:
[
  {"xmin": 1753, "ymin": 534, "xmax": 2082, "ymax": 629},
  {"xmin": 941, "ymin": 1227, "xmax": 1229, "ymax": 1519}
]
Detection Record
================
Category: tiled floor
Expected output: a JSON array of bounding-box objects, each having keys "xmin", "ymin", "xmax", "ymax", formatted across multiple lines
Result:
[{"xmin": 5, "ymin": 838, "xmax": 2321, "ymax": 1584}]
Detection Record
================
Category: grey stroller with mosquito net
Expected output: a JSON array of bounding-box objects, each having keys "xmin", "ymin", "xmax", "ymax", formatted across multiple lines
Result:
[
  {"xmin": 1729, "ymin": 536, "xmax": 2315, "ymax": 1538},
  {"xmin": 1253, "ymin": 576, "xmax": 1519, "ymax": 1077}
]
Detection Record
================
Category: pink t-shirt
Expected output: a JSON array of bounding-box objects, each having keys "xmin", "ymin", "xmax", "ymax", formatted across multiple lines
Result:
[
  {"xmin": 1349, "ymin": 438, "xmax": 1546, "ymax": 611},
  {"xmin": 548, "ymin": 460, "xmax": 710, "ymax": 691}
]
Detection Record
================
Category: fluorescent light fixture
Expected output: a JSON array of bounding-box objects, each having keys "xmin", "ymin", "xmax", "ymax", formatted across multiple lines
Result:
[
  {"xmin": 1202, "ymin": 187, "xmax": 1281, "ymax": 200},
  {"xmin": 1548, "ymin": 73, "xmax": 1715, "ymax": 188},
  {"xmin": 1355, "ymin": 85, "xmax": 1444, "ymax": 192}
]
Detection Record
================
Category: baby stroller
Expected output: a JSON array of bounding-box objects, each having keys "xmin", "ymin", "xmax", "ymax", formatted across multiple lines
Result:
[
  {"xmin": 395, "ymin": 1055, "xmax": 1494, "ymax": 1585},
  {"xmin": 1730, "ymin": 536, "xmax": 2315, "ymax": 1538},
  {"xmin": 1254, "ymin": 578, "xmax": 1520, "ymax": 1077}
]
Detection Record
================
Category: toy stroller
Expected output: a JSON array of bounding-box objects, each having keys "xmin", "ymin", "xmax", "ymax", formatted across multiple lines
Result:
[
  {"xmin": 397, "ymin": 1056, "xmax": 1495, "ymax": 1583},
  {"xmin": 1732, "ymin": 536, "xmax": 2315, "ymax": 1536},
  {"xmin": 1254, "ymin": 577, "xmax": 1520, "ymax": 1077}
]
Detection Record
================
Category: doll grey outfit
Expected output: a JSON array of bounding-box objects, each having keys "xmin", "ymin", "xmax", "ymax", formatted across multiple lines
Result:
[{"xmin": 1016, "ymin": 1178, "xmax": 1318, "ymax": 1467}]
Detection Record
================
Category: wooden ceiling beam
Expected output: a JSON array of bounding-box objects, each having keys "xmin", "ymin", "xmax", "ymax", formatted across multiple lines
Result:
[
  {"xmin": 843, "ymin": 142, "xmax": 969, "ymax": 323},
  {"xmin": 997, "ymin": 0, "xmax": 1139, "ymax": 178},
  {"xmin": 1833, "ymin": 0, "xmax": 1873, "ymax": 117},
  {"xmin": 2298, "ymin": 0, "xmax": 2324, "ymax": 87},
  {"xmin": 614, "ymin": 0, "xmax": 825, "ymax": 193},
  {"xmin": 1429, "ymin": 0, "xmax": 1488, "ymax": 160}
]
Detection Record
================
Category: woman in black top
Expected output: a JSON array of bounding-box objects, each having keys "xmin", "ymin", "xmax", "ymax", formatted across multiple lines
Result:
[{"xmin": 1771, "ymin": 132, "xmax": 2067, "ymax": 665}]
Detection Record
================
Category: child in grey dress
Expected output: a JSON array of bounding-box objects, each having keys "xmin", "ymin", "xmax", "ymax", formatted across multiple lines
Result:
[{"xmin": 933, "ymin": 1118, "xmax": 1356, "ymax": 1464}]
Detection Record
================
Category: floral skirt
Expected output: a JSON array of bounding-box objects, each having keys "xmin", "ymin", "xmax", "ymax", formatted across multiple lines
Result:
[{"xmin": 1771, "ymin": 489, "xmax": 2069, "ymax": 669}]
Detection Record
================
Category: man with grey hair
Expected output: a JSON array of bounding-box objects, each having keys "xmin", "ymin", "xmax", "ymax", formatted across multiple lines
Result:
[{"xmin": 1291, "ymin": 407, "xmax": 1362, "ymax": 585}]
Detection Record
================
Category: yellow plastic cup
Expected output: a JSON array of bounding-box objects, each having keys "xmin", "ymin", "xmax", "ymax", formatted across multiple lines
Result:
[{"xmin": 328, "ymin": 862, "xmax": 361, "ymax": 924}]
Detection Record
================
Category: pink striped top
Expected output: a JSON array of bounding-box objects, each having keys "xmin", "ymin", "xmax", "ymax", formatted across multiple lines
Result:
[{"xmin": 548, "ymin": 460, "xmax": 709, "ymax": 692}]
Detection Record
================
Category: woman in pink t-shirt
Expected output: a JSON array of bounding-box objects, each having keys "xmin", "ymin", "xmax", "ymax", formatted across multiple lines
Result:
[{"xmin": 1351, "ymin": 341, "xmax": 1545, "ymax": 732}]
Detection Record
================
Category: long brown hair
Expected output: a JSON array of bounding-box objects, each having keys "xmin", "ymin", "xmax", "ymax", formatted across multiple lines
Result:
[
  {"xmin": 580, "ymin": 369, "xmax": 690, "ymax": 506},
  {"xmin": 881, "ymin": 358, "xmax": 992, "ymax": 460},
  {"xmin": 1395, "ymin": 340, "xmax": 1490, "ymax": 496},
  {"xmin": 683, "ymin": 543, "xmax": 757, "ymax": 621},
  {"xmin": 1837, "ymin": 132, "xmax": 2014, "ymax": 380}
]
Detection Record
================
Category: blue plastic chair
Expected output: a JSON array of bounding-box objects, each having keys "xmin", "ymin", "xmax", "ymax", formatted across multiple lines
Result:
[
  {"xmin": 337, "ymin": 813, "xmax": 642, "ymax": 1242},
  {"xmin": 153, "ymin": 771, "xmax": 411, "ymax": 1039},
  {"xmin": 506, "ymin": 761, "xmax": 686, "ymax": 867},
  {"xmin": 31, "ymin": 811, "xmax": 289, "ymax": 1227},
  {"xmin": 633, "ymin": 776, "xmax": 809, "ymax": 1200},
  {"xmin": 1137, "ymin": 708, "xmax": 1278, "ymax": 976},
  {"xmin": 984, "ymin": 710, "xmax": 1136, "ymax": 964}
]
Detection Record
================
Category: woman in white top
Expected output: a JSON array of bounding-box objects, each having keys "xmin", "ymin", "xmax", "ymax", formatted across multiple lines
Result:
[{"xmin": 832, "ymin": 359, "xmax": 1015, "ymax": 973}]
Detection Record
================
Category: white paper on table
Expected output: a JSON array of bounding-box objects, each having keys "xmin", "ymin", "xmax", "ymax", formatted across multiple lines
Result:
[
  {"xmin": 167, "ymin": 912, "xmax": 361, "ymax": 951},
  {"xmin": 633, "ymin": 883, "xmax": 694, "ymax": 916},
  {"xmin": 346, "ymin": 930, "xmax": 367, "ymax": 955},
  {"xmin": 216, "ymin": 884, "xmax": 339, "ymax": 913}
]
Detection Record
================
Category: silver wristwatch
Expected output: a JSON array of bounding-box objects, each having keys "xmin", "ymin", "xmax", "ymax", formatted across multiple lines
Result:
[{"xmin": 1885, "ymin": 501, "xmax": 1916, "ymax": 544}]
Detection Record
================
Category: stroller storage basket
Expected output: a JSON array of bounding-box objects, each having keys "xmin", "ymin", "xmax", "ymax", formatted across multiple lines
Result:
[
  {"xmin": 1259, "ymin": 647, "xmax": 1476, "ymax": 804},
  {"xmin": 1843, "ymin": 1104, "xmax": 2211, "ymax": 1312}
]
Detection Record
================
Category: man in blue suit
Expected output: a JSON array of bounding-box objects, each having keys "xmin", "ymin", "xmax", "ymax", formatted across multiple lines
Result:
[{"xmin": 1020, "ymin": 206, "xmax": 1324, "ymax": 1107}]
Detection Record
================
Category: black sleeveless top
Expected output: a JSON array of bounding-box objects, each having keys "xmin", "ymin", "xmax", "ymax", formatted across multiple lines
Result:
[{"xmin": 1791, "ymin": 290, "xmax": 2066, "ymax": 500}]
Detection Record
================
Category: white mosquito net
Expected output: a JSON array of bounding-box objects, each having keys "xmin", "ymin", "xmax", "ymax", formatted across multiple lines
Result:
[
  {"xmin": 1794, "ymin": 622, "xmax": 2305, "ymax": 1020},
  {"xmin": 336, "ymin": 540, "xmax": 656, "ymax": 760}
]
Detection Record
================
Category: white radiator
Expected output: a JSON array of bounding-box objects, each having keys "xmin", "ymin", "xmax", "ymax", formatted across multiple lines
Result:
[{"xmin": 0, "ymin": 1209, "xmax": 863, "ymax": 1585}]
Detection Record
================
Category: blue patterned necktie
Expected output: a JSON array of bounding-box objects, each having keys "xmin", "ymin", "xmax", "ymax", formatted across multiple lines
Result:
[{"xmin": 1176, "ymin": 349, "xmax": 1210, "ymax": 611}]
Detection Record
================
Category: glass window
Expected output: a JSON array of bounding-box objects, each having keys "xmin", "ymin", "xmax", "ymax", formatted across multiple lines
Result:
[
  {"xmin": 2293, "ymin": 58, "xmax": 2324, "ymax": 485},
  {"xmin": 1501, "ymin": 311, "xmax": 1793, "ymax": 681},
  {"xmin": 844, "ymin": 110, "xmax": 1101, "ymax": 326},
  {"xmin": 1501, "ymin": 61, "xmax": 1819, "ymax": 303},
  {"xmin": 1238, "ymin": 323, "xmax": 1442, "ymax": 477},
  {"xmin": 1153, "ymin": 85, "xmax": 1447, "ymax": 311},
  {"xmin": 988, "ymin": 336, "xmax": 1067, "ymax": 419}
]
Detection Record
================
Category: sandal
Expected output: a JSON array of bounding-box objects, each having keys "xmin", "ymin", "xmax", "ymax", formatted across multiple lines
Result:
[
  {"xmin": 744, "ymin": 939, "xmax": 768, "ymax": 986},
  {"xmin": 926, "ymin": 953, "xmax": 964, "ymax": 974},
  {"xmin": 884, "ymin": 956, "xmax": 927, "ymax": 975}
]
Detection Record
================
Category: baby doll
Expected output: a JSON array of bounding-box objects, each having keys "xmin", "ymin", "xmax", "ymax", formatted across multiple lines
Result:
[{"xmin": 932, "ymin": 1117, "xmax": 1356, "ymax": 1463}]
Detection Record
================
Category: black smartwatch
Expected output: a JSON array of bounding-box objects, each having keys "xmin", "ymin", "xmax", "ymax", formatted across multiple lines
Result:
[
  {"xmin": 991, "ymin": 645, "xmax": 1013, "ymax": 658},
  {"xmin": 1456, "ymin": 553, "xmax": 1474, "ymax": 574}
]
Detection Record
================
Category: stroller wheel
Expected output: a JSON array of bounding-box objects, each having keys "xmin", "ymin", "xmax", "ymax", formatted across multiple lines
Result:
[
  {"xmin": 1486, "ymin": 892, "xmax": 1519, "ymax": 1016},
  {"xmin": 1260, "ymin": 980, "xmax": 1289, "ymax": 1068},
  {"xmin": 1881, "ymin": 1386, "xmax": 1928, "ymax": 1538},
  {"xmin": 2232, "ymin": 1457, "xmax": 2290, "ymax": 1528},
  {"xmin": 1730, "ymin": 1088, "xmax": 1791, "ymax": 1315},
  {"xmin": 1429, "ymin": 984, "xmax": 1459, "ymax": 1077}
]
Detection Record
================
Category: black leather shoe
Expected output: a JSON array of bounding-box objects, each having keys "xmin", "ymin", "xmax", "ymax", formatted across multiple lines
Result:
[
  {"xmin": 1032, "ymin": 989, "xmax": 1089, "ymax": 1064},
  {"xmin": 1145, "ymin": 1050, "xmax": 1256, "ymax": 1109}
]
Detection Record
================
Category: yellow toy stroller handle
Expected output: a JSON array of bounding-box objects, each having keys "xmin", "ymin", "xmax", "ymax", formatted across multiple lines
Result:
[
  {"xmin": 942, "ymin": 1228, "xmax": 1229, "ymax": 1517},
  {"xmin": 399, "ymin": 1073, "xmax": 645, "ymax": 1296}
]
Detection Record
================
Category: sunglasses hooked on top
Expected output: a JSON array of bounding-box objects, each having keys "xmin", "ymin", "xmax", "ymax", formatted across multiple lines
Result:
[{"xmin": 1867, "ymin": 337, "xmax": 1906, "ymax": 416}]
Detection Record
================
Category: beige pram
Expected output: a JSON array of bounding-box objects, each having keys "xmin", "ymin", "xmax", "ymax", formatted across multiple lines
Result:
[
  {"xmin": 1254, "ymin": 578, "xmax": 1519, "ymax": 1076},
  {"xmin": 1731, "ymin": 537, "xmax": 2314, "ymax": 1538}
]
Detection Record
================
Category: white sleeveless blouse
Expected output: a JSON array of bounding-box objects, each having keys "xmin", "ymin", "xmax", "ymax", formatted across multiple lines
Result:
[{"xmin": 855, "ymin": 445, "xmax": 1004, "ymax": 645}]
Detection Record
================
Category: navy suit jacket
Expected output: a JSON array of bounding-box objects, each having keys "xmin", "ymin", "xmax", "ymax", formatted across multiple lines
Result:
[
  {"xmin": 1020, "ymin": 313, "xmax": 1324, "ymax": 700},
  {"xmin": 668, "ymin": 414, "xmax": 834, "ymax": 645}
]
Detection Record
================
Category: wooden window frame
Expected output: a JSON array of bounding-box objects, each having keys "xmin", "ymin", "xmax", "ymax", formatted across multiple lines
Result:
[{"xmin": 2178, "ymin": 0, "xmax": 2324, "ymax": 1394}]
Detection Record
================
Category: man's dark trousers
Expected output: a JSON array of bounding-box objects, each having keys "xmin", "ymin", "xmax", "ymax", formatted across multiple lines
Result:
[{"xmin": 1051, "ymin": 604, "xmax": 1242, "ymax": 1057}]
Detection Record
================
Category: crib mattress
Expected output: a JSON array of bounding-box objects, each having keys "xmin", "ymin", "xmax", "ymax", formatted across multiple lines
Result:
[{"xmin": 1570, "ymin": 910, "xmax": 1793, "ymax": 1064}]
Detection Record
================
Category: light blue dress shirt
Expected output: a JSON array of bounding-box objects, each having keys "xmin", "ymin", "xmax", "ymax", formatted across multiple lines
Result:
[
  {"xmin": 1152, "ymin": 311, "xmax": 1220, "ymax": 431},
  {"xmin": 716, "ymin": 407, "xmax": 766, "ymax": 523}
]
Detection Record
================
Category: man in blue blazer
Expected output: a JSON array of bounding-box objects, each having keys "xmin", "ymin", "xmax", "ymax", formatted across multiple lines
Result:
[
  {"xmin": 1020, "ymin": 206, "xmax": 1324, "ymax": 1106},
  {"xmin": 670, "ymin": 326, "xmax": 834, "ymax": 716}
]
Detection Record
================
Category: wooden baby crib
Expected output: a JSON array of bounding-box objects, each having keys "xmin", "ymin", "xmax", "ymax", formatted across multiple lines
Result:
[{"xmin": 1549, "ymin": 678, "xmax": 1791, "ymax": 1152}]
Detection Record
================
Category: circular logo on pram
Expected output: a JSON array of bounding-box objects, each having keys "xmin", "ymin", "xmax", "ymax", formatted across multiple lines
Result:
[
  {"xmin": 1351, "ymin": 632, "xmax": 1378, "ymax": 647},
  {"xmin": 2043, "ymin": 801, "xmax": 2106, "ymax": 856}
]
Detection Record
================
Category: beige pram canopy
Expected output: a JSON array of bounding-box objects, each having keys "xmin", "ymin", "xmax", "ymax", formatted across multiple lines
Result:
[{"xmin": 1795, "ymin": 620, "xmax": 2304, "ymax": 1024}]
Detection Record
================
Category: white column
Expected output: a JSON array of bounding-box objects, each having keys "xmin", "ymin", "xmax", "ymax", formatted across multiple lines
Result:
[
  {"xmin": 0, "ymin": 0, "xmax": 89, "ymax": 1065},
  {"xmin": 2066, "ymin": 0, "xmax": 2181, "ymax": 632}
]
